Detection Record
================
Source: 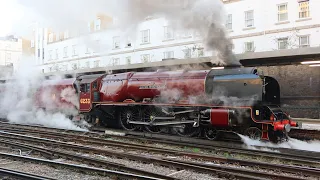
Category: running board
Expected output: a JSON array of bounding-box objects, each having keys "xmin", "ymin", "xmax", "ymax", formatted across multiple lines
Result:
[
  {"xmin": 161, "ymin": 109, "xmax": 194, "ymax": 116},
  {"xmin": 128, "ymin": 120, "xmax": 196, "ymax": 126}
]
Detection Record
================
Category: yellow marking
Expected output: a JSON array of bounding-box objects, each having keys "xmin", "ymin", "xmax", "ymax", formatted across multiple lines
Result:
[{"xmin": 80, "ymin": 98, "xmax": 91, "ymax": 104}]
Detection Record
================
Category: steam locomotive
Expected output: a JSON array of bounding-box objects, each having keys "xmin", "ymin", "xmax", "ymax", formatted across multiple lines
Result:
[{"xmin": 3, "ymin": 67, "xmax": 299, "ymax": 142}]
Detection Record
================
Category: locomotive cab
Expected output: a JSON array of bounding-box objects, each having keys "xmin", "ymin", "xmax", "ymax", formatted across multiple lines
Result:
[{"xmin": 262, "ymin": 76, "xmax": 280, "ymax": 105}]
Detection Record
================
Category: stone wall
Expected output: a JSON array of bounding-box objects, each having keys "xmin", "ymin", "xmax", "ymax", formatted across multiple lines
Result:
[{"xmin": 260, "ymin": 65, "xmax": 320, "ymax": 119}]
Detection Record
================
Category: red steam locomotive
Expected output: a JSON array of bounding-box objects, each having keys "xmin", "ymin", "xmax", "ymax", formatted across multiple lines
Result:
[{"xmin": 6, "ymin": 67, "xmax": 299, "ymax": 142}]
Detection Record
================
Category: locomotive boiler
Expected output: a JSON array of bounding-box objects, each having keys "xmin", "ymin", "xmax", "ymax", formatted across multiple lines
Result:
[{"xmin": 73, "ymin": 67, "xmax": 298, "ymax": 142}]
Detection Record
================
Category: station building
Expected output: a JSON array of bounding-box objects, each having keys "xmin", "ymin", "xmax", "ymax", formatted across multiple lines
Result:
[{"xmin": 28, "ymin": 0, "xmax": 319, "ymax": 73}]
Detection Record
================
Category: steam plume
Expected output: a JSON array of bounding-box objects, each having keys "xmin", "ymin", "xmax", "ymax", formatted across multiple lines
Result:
[{"xmin": 0, "ymin": 57, "xmax": 87, "ymax": 131}]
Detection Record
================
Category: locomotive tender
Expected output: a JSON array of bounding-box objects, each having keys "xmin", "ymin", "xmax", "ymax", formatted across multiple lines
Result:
[{"xmin": 8, "ymin": 67, "xmax": 299, "ymax": 142}]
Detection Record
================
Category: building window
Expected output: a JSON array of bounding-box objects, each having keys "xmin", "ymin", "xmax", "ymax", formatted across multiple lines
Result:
[
  {"xmin": 299, "ymin": 1, "xmax": 310, "ymax": 18},
  {"xmin": 126, "ymin": 38, "xmax": 132, "ymax": 47},
  {"xmin": 164, "ymin": 26, "xmax": 174, "ymax": 40},
  {"xmin": 198, "ymin": 48, "xmax": 204, "ymax": 57},
  {"xmin": 94, "ymin": 60, "xmax": 100, "ymax": 68},
  {"xmin": 163, "ymin": 51, "xmax": 174, "ymax": 59},
  {"xmin": 55, "ymin": 34, "xmax": 60, "ymax": 41},
  {"xmin": 182, "ymin": 30, "xmax": 192, "ymax": 38},
  {"xmin": 6, "ymin": 53, "xmax": 11, "ymax": 61},
  {"xmin": 85, "ymin": 61, "xmax": 90, "ymax": 68},
  {"xmin": 226, "ymin": 14, "xmax": 232, "ymax": 30},
  {"xmin": 299, "ymin": 35, "xmax": 309, "ymax": 47},
  {"xmin": 95, "ymin": 19, "xmax": 101, "ymax": 31},
  {"xmin": 141, "ymin": 29, "xmax": 150, "ymax": 44},
  {"xmin": 183, "ymin": 49, "xmax": 191, "ymax": 58},
  {"xmin": 61, "ymin": 65, "xmax": 68, "ymax": 71},
  {"xmin": 244, "ymin": 42, "xmax": 254, "ymax": 52},
  {"xmin": 278, "ymin": 38, "xmax": 288, "ymax": 49},
  {"xmin": 227, "ymin": 43, "xmax": 235, "ymax": 51},
  {"xmin": 88, "ymin": 22, "xmax": 92, "ymax": 32},
  {"xmin": 38, "ymin": 49, "xmax": 40, "ymax": 58},
  {"xmin": 71, "ymin": 63, "xmax": 78, "ymax": 70},
  {"xmin": 113, "ymin": 36, "xmax": 120, "ymax": 49},
  {"xmin": 63, "ymin": 46, "xmax": 68, "ymax": 57},
  {"xmin": 245, "ymin": 10, "xmax": 254, "ymax": 27},
  {"xmin": 112, "ymin": 58, "xmax": 120, "ymax": 66},
  {"xmin": 141, "ymin": 54, "xmax": 150, "ymax": 63},
  {"xmin": 55, "ymin": 49, "xmax": 58, "ymax": 59},
  {"xmin": 49, "ymin": 50, "xmax": 53, "ymax": 60},
  {"xmin": 278, "ymin": 3, "xmax": 288, "ymax": 22},
  {"xmin": 64, "ymin": 31, "xmax": 69, "ymax": 39},
  {"xmin": 31, "ymin": 40, "xmax": 35, "ymax": 48},
  {"xmin": 72, "ymin": 45, "xmax": 77, "ymax": 56},
  {"xmin": 126, "ymin": 56, "xmax": 131, "ymax": 64},
  {"xmin": 48, "ymin": 33, "xmax": 53, "ymax": 43}
]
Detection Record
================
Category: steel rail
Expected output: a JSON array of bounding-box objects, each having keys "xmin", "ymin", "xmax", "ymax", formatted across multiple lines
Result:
[
  {"xmin": 2, "ymin": 126, "xmax": 319, "ymax": 165},
  {"xmin": 0, "ymin": 125, "xmax": 320, "ymax": 167},
  {"xmin": 0, "ymin": 135, "xmax": 174, "ymax": 180},
  {"xmin": 0, "ymin": 131, "xmax": 319, "ymax": 179},
  {"xmin": 0, "ymin": 138, "xmax": 259, "ymax": 180},
  {"xmin": 0, "ymin": 167, "xmax": 55, "ymax": 180},
  {"xmin": 0, "ymin": 152, "xmax": 166, "ymax": 180}
]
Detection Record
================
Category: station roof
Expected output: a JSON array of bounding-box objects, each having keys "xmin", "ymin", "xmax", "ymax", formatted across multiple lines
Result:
[{"xmin": 43, "ymin": 46, "xmax": 320, "ymax": 77}]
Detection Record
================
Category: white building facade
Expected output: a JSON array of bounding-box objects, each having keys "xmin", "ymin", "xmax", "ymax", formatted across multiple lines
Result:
[
  {"xmin": 0, "ymin": 36, "xmax": 22, "ymax": 74},
  {"xmin": 33, "ymin": 0, "xmax": 319, "ymax": 73}
]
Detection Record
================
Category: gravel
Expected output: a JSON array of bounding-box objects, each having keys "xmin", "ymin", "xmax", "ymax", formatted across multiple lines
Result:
[
  {"xmin": 1, "ymin": 125, "xmax": 318, "ymax": 180},
  {"xmin": 0, "ymin": 158, "xmax": 110, "ymax": 180}
]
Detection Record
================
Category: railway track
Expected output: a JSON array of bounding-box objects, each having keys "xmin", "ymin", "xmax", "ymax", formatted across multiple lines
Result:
[
  {"xmin": 1, "ymin": 124, "xmax": 319, "ymax": 166},
  {"xmin": 0, "ymin": 151, "xmax": 167, "ymax": 180},
  {"xmin": 0, "ymin": 126, "xmax": 319, "ymax": 179},
  {"xmin": 0, "ymin": 167, "xmax": 55, "ymax": 180}
]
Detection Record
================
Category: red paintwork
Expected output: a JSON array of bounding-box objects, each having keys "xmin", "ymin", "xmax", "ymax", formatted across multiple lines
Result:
[
  {"xmin": 79, "ymin": 92, "xmax": 91, "ymax": 112},
  {"xmin": 290, "ymin": 120, "xmax": 297, "ymax": 127},
  {"xmin": 35, "ymin": 78, "xmax": 77, "ymax": 111},
  {"xmin": 261, "ymin": 124, "xmax": 269, "ymax": 140},
  {"xmin": 273, "ymin": 120, "xmax": 290, "ymax": 131},
  {"xmin": 99, "ymin": 70, "xmax": 208, "ymax": 103},
  {"xmin": 100, "ymin": 72, "xmax": 133, "ymax": 102},
  {"xmin": 209, "ymin": 109, "xmax": 229, "ymax": 127}
]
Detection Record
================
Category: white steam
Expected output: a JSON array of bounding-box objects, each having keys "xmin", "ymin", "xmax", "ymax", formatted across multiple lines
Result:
[
  {"xmin": 240, "ymin": 134, "xmax": 320, "ymax": 152},
  {"xmin": 0, "ymin": 57, "xmax": 86, "ymax": 131},
  {"xmin": 61, "ymin": 87, "xmax": 79, "ymax": 109}
]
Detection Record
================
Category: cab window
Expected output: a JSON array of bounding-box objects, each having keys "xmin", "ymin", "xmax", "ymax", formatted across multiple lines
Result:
[
  {"xmin": 80, "ymin": 83, "xmax": 90, "ymax": 93},
  {"xmin": 92, "ymin": 81, "xmax": 98, "ymax": 90}
]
